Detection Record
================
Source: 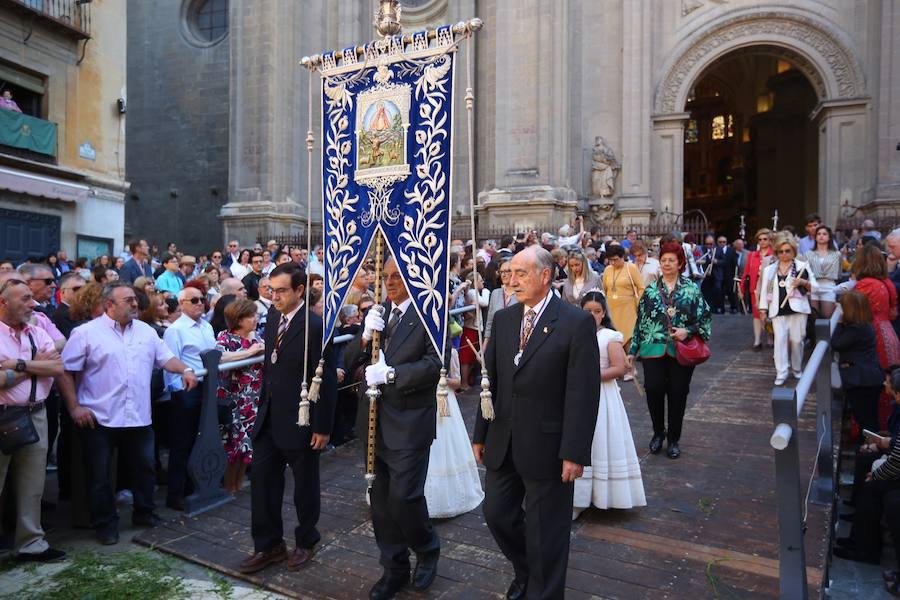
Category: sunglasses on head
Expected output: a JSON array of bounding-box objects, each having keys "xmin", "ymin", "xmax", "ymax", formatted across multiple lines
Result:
[{"xmin": 0, "ymin": 278, "xmax": 25, "ymax": 294}]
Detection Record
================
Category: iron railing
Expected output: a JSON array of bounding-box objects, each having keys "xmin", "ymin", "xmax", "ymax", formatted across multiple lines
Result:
[
  {"xmin": 11, "ymin": 0, "xmax": 91, "ymax": 38},
  {"xmin": 769, "ymin": 306, "xmax": 842, "ymax": 599},
  {"xmin": 184, "ymin": 304, "xmax": 477, "ymax": 515}
]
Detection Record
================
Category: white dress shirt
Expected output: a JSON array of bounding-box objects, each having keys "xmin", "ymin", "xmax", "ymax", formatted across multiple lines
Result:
[
  {"xmin": 62, "ymin": 315, "xmax": 175, "ymax": 427},
  {"xmin": 163, "ymin": 314, "xmax": 216, "ymax": 391}
]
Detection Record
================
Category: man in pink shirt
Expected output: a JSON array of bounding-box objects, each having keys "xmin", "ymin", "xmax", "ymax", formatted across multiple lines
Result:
[
  {"xmin": 0, "ymin": 276, "xmax": 65, "ymax": 562},
  {"xmin": 61, "ymin": 282, "xmax": 198, "ymax": 545},
  {"xmin": 0, "ymin": 90, "xmax": 23, "ymax": 113}
]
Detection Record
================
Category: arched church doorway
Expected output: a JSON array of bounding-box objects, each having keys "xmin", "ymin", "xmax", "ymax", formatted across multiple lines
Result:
[{"xmin": 683, "ymin": 48, "xmax": 819, "ymax": 237}]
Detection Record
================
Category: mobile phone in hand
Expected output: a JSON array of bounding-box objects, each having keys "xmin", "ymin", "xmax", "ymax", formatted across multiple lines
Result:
[{"xmin": 863, "ymin": 429, "xmax": 889, "ymax": 443}]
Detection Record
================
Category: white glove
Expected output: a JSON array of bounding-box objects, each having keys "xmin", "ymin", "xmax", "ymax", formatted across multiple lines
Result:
[
  {"xmin": 362, "ymin": 307, "xmax": 385, "ymax": 341},
  {"xmin": 365, "ymin": 350, "xmax": 392, "ymax": 386}
]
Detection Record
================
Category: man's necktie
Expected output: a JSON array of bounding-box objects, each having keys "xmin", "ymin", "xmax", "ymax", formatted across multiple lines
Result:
[
  {"xmin": 384, "ymin": 308, "xmax": 402, "ymax": 349},
  {"xmin": 272, "ymin": 315, "xmax": 289, "ymax": 364}
]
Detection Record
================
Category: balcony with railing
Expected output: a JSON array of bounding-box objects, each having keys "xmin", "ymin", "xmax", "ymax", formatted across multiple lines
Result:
[
  {"xmin": 0, "ymin": 0, "xmax": 91, "ymax": 39},
  {"xmin": 0, "ymin": 107, "xmax": 57, "ymax": 163}
]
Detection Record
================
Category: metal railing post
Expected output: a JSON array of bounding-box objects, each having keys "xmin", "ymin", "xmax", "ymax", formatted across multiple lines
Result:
[
  {"xmin": 772, "ymin": 387, "xmax": 809, "ymax": 600},
  {"xmin": 813, "ymin": 317, "xmax": 834, "ymax": 505},
  {"xmin": 184, "ymin": 349, "xmax": 232, "ymax": 516}
]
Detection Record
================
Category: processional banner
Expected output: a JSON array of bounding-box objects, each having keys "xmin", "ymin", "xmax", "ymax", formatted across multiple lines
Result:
[{"xmin": 320, "ymin": 27, "xmax": 457, "ymax": 356}]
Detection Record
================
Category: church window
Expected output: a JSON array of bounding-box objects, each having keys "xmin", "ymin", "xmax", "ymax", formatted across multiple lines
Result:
[
  {"xmin": 726, "ymin": 114, "xmax": 734, "ymax": 138},
  {"xmin": 185, "ymin": 0, "xmax": 228, "ymax": 46},
  {"xmin": 711, "ymin": 115, "xmax": 725, "ymax": 140}
]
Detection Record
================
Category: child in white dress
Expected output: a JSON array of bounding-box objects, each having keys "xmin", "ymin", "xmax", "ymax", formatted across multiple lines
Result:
[
  {"xmin": 573, "ymin": 290, "xmax": 646, "ymax": 519},
  {"xmin": 424, "ymin": 348, "xmax": 485, "ymax": 518}
]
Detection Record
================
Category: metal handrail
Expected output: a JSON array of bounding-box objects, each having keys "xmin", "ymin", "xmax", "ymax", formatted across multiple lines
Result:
[
  {"xmin": 769, "ymin": 305, "xmax": 842, "ymax": 599},
  {"xmin": 193, "ymin": 303, "xmax": 478, "ymax": 377}
]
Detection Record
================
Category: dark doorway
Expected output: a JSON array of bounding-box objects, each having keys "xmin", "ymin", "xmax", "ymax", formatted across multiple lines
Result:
[{"xmin": 683, "ymin": 51, "xmax": 818, "ymax": 238}]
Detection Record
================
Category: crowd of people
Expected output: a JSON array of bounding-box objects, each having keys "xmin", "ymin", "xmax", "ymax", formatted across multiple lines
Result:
[{"xmin": 2, "ymin": 212, "xmax": 900, "ymax": 597}]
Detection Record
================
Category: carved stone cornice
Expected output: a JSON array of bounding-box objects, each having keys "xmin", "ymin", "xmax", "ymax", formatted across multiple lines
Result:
[{"xmin": 655, "ymin": 9, "xmax": 867, "ymax": 114}]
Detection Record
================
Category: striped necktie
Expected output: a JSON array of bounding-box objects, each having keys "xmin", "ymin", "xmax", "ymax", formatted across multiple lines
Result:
[{"xmin": 275, "ymin": 315, "xmax": 289, "ymax": 350}]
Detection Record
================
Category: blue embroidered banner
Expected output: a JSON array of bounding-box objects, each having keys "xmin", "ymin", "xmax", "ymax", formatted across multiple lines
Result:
[{"xmin": 320, "ymin": 29, "xmax": 457, "ymax": 356}]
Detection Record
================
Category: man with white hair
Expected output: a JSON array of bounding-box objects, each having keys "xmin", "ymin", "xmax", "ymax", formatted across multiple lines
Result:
[
  {"xmin": 222, "ymin": 240, "xmax": 241, "ymax": 268},
  {"xmin": 162, "ymin": 286, "xmax": 216, "ymax": 510},
  {"xmin": 220, "ymin": 277, "xmax": 248, "ymax": 299},
  {"xmin": 862, "ymin": 219, "xmax": 882, "ymax": 241},
  {"xmin": 0, "ymin": 273, "xmax": 66, "ymax": 562}
]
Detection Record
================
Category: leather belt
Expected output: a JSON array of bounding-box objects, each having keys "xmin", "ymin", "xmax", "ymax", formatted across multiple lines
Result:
[{"xmin": 0, "ymin": 401, "xmax": 45, "ymax": 413}]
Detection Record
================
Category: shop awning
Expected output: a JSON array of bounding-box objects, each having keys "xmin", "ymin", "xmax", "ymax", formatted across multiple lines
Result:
[{"xmin": 0, "ymin": 165, "xmax": 89, "ymax": 203}]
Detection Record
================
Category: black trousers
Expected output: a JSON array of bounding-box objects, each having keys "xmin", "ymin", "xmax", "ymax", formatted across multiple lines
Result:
[
  {"xmin": 250, "ymin": 423, "xmax": 321, "ymax": 552},
  {"xmin": 701, "ymin": 278, "xmax": 724, "ymax": 313},
  {"xmin": 370, "ymin": 445, "xmax": 439, "ymax": 576},
  {"xmin": 57, "ymin": 407, "xmax": 73, "ymax": 500},
  {"xmin": 642, "ymin": 355, "xmax": 695, "ymax": 443},
  {"xmin": 80, "ymin": 424, "xmax": 156, "ymax": 533},
  {"xmin": 849, "ymin": 477, "xmax": 900, "ymax": 558},
  {"xmin": 483, "ymin": 447, "xmax": 573, "ymax": 600},
  {"xmin": 845, "ymin": 385, "xmax": 882, "ymax": 435},
  {"xmin": 851, "ymin": 450, "xmax": 880, "ymax": 506},
  {"xmin": 167, "ymin": 388, "xmax": 202, "ymax": 502}
]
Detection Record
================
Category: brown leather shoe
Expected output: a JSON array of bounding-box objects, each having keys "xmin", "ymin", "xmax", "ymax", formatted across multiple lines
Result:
[
  {"xmin": 286, "ymin": 546, "xmax": 314, "ymax": 570},
  {"xmin": 238, "ymin": 542, "xmax": 287, "ymax": 574}
]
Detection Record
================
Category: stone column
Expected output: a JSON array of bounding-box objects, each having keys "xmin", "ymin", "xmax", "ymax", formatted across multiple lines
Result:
[
  {"xmin": 874, "ymin": 0, "xmax": 900, "ymax": 206},
  {"xmin": 220, "ymin": 0, "xmax": 320, "ymax": 245},
  {"xmin": 814, "ymin": 99, "xmax": 870, "ymax": 228},
  {"xmin": 651, "ymin": 112, "xmax": 690, "ymax": 215},
  {"xmin": 476, "ymin": 0, "xmax": 577, "ymax": 231},
  {"xmin": 618, "ymin": 0, "xmax": 653, "ymax": 220}
]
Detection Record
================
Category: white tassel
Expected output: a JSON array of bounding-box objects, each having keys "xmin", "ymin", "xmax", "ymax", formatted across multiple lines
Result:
[
  {"xmin": 307, "ymin": 359, "xmax": 325, "ymax": 404},
  {"xmin": 479, "ymin": 373, "xmax": 495, "ymax": 421},
  {"xmin": 436, "ymin": 368, "xmax": 450, "ymax": 417},
  {"xmin": 297, "ymin": 383, "xmax": 311, "ymax": 427}
]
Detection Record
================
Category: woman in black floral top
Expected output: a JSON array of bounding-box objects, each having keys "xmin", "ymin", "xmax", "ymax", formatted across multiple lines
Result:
[
  {"xmin": 216, "ymin": 298, "xmax": 265, "ymax": 492},
  {"xmin": 627, "ymin": 241, "xmax": 712, "ymax": 459}
]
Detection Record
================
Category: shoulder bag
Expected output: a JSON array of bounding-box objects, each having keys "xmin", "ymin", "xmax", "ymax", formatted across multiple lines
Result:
[
  {"xmin": 0, "ymin": 333, "xmax": 40, "ymax": 455},
  {"xmin": 659, "ymin": 285, "xmax": 710, "ymax": 367}
]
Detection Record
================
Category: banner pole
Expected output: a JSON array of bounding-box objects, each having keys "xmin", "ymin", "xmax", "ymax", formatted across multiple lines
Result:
[{"xmin": 365, "ymin": 230, "xmax": 387, "ymax": 491}]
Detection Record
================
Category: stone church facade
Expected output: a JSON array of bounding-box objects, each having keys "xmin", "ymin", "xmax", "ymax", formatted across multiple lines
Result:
[{"xmin": 126, "ymin": 0, "xmax": 900, "ymax": 251}]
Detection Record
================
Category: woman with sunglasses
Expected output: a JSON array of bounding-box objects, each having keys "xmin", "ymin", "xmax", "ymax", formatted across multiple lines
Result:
[
  {"xmin": 758, "ymin": 232, "xmax": 818, "ymax": 385},
  {"xmin": 561, "ymin": 250, "xmax": 601, "ymax": 306},
  {"xmin": 483, "ymin": 258, "xmax": 518, "ymax": 349},
  {"xmin": 742, "ymin": 228, "xmax": 775, "ymax": 350}
]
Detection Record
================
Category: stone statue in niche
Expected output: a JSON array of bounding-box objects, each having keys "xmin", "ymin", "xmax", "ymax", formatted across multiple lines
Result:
[{"xmin": 591, "ymin": 136, "xmax": 620, "ymax": 198}]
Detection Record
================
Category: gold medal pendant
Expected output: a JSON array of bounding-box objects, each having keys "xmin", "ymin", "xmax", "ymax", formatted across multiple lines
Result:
[
  {"xmin": 666, "ymin": 306, "xmax": 676, "ymax": 318},
  {"xmin": 778, "ymin": 280, "xmax": 786, "ymax": 288},
  {"xmin": 611, "ymin": 293, "xmax": 618, "ymax": 300}
]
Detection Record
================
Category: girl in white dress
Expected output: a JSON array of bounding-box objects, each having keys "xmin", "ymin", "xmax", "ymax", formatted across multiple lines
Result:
[
  {"xmin": 573, "ymin": 290, "xmax": 647, "ymax": 519},
  {"xmin": 424, "ymin": 348, "xmax": 485, "ymax": 518}
]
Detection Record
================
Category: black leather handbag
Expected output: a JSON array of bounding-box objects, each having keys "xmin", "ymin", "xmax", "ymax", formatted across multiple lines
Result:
[{"xmin": 0, "ymin": 333, "xmax": 39, "ymax": 455}]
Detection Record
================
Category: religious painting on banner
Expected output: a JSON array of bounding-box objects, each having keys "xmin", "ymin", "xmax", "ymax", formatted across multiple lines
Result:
[{"xmin": 320, "ymin": 27, "xmax": 458, "ymax": 356}]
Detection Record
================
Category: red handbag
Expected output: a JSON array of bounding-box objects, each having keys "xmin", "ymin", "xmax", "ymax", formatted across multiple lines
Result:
[{"xmin": 659, "ymin": 286, "xmax": 710, "ymax": 367}]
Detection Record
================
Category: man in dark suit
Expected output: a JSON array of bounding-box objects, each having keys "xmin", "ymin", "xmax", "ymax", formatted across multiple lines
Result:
[
  {"xmin": 473, "ymin": 245, "xmax": 599, "ymax": 600},
  {"xmin": 344, "ymin": 257, "xmax": 442, "ymax": 600},
  {"xmin": 238, "ymin": 263, "xmax": 337, "ymax": 574},
  {"xmin": 726, "ymin": 238, "xmax": 748, "ymax": 314}
]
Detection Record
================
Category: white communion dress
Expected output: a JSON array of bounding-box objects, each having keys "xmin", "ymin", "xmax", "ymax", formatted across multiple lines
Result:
[
  {"xmin": 424, "ymin": 349, "xmax": 485, "ymax": 518},
  {"xmin": 573, "ymin": 327, "xmax": 646, "ymax": 512}
]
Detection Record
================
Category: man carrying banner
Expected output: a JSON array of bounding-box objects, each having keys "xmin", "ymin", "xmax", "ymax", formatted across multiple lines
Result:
[{"xmin": 345, "ymin": 256, "xmax": 442, "ymax": 600}]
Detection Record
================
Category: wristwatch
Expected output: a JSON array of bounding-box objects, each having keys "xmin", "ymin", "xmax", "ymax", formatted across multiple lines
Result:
[
  {"xmin": 386, "ymin": 368, "xmax": 397, "ymax": 385},
  {"xmin": 183, "ymin": 368, "xmax": 194, "ymax": 375},
  {"xmin": 14, "ymin": 360, "xmax": 26, "ymax": 373}
]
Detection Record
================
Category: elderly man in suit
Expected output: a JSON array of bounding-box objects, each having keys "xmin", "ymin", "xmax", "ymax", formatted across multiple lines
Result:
[
  {"xmin": 473, "ymin": 245, "xmax": 599, "ymax": 600},
  {"xmin": 345, "ymin": 257, "xmax": 443, "ymax": 600},
  {"xmin": 238, "ymin": 263, "xmax": 337, "ymax": 574}
]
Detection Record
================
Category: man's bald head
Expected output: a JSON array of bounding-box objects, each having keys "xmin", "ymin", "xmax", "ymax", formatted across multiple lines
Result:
[{"xmin": 220, "ymin": 277, "xmax": 247, "ymax": 298}]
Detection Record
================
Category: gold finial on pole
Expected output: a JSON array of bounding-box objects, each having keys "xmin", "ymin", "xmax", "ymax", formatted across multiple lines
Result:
[{"xmin": 375, "ymin": 1, "xmax": 402, "ymax": 38}]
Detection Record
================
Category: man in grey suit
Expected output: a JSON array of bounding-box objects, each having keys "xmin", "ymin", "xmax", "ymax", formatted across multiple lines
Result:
[
  {"xmin": 345, "ymin": 257, "xmax": 442, "ymax": 600},
  {"xmin": 474, "ymin": 246, "xmax": 600, "ymax": 600}
]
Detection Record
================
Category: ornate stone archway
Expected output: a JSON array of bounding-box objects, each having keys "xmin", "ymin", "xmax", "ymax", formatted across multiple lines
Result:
[{"xmin": 650, "ymin": 8, "xmax": 870, "ymax": 228}]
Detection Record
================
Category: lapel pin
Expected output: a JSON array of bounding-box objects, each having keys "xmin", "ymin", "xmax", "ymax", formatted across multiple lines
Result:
[{"xmin": 543, "ymin": 326, "xmax": 549, "ymax": 333}]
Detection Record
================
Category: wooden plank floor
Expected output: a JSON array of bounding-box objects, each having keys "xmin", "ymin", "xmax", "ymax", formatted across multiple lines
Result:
[{"xmin": 134, "ymin": 315, "xmax": 830, "ymax": 599}]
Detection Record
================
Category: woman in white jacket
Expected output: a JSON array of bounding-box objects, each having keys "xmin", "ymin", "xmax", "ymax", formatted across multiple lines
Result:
[{"xmin": 759, "ymin": 232, "xmax": 819, "ymax": 385}]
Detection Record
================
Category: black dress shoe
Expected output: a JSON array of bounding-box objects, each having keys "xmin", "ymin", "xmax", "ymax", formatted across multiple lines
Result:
[
  {"xmin": 752, "ymin": 343, "xmax": 762, "ymax": 351},
  {"xmin": 833, "ymin": 545, "xmax": 880, "ymax": 565},
  {"xmin": 96, "ymin": 528, "xmax": 119, "ymax": 545},
  {"xmin": 412, "ymin": 549, "xmax": 439, "ymax": 591},
  {"xmin": 369, "ymin": 573, "xmax": 409, "ymax": 600},
  {"xmin": 649, "ymin": 433, "xmax": 665, "ymax": 454},
  {"xmin": 165, "ymin": 497, "xmax": 186, "ymax": 512},
  {"xmin": 16, "ymin": 548, "xmax": 66, "ymax": 562},
  {"xmin": 666, "ymin": 442, "xmax": 681, "ymax": 459},
  {"xmin": 506, "ymin": 578, "xmax": 527, "ymax": 600},
  {"xmin": 133, "ymin": 512, "xmax": 164, "ymax": 528}
]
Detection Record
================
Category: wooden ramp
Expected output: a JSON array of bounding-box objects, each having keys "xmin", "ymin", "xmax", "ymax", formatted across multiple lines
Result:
[{"xmin": 135, "ymin": 316, "xmax": 830, "ymax": 599}]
